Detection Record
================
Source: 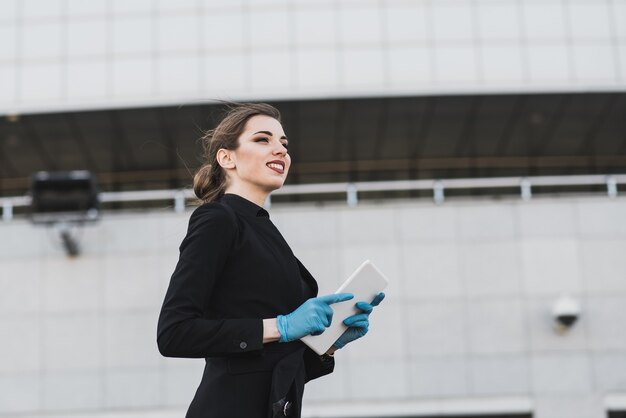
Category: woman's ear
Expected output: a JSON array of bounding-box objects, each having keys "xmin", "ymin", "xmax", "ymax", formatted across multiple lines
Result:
[{"xmin": 216, "ymin": 148, "xmax": 235, "ymax": 169}]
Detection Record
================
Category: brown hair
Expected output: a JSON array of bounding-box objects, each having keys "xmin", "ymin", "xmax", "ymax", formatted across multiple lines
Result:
[{"xmin": 193, "ymin": 102, "xmax": 281, "ymax": 203}]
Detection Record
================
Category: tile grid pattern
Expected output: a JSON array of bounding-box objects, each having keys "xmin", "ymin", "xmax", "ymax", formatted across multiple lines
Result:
[
  {"xmin": 2, "ymin": 197, "xmax": 626, "ymax": 416},
  {"xmin": 0, "ymin": 0, "xmax": 625, "ymax": 114}
]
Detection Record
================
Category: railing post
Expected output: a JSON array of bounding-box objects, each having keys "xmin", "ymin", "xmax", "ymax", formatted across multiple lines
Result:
[
  {"xmin": 521, "ymin": 178, "xmax": 532, "ymax": 201},
  {"xmin": 2, "ymin": 200, "xmax": 13, "ymax": 221},
  {"xmin": 433, "ymin": 180, "xmax": 444, "ymax": 204},
  {"xmin": 174, "ymin": 190, "xmax": 186, "ymax": 213},
  {"xmin": 347, "ymin": 183, "xmax": 358, "ymax": 207},
  {"xmin": 607, "ymin": 176, "xmax": 618, "ymax": 198}
]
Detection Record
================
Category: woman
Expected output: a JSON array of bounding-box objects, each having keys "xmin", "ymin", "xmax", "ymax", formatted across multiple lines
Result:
[{"xmin": 157, "ymin": 103, "xmax": 384, "ymax": 418}]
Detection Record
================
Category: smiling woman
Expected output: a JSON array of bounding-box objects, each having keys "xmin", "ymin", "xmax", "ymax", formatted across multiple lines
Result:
[{"xmin": 156, "ymin": 102, "xmax": 385, "ymax": 418}]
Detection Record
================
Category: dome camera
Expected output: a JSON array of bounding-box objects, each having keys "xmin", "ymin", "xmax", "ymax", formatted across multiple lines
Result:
[{"xmin": 552, "ymin": 295, "xmax": 581, "ymax": 332}]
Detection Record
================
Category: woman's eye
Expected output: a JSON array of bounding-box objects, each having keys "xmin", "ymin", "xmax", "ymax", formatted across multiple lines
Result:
[
  {"xmin": 256, "ymin": 137, "xmax": 269, "ymax": 143},
  {"xmin": 282, "ymin": 143, "xmax": 289, "ymax": 150}
]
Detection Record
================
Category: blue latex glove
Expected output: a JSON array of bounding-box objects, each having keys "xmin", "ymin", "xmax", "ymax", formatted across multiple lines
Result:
[
  {"xmin": 333, "ymin": 292, "xmax": 385, "ymax": 349},
  {"xmin": 277, "ymin": 293, "xmax": 354, "ymax": 343}
]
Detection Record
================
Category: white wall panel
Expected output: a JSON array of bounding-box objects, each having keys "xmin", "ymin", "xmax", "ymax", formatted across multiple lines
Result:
[
  {"xmin": 111, "ymin": 0, "xmax": 153, "ymax": 15},
  {"xmin": 476, "ymin": 2, "xmax": 521, "ymax": 41},
  {"xmin": 347, "ymin": 359, "xmax": 410, "ymax": 400},
  {"xmin": 156, "ymin": 15, "xmax": 200, "ymax": 54},
  {"xmin": 202, "ymin": 53, "xmax": 247, "ymax": 95},
  {"xmin": 157, "ymin": 0, "xmax": 199, "ymax": 13},
  {"xmin": 3, "ymin": 197, "xmax": 626, "ymax": 417},
  {"xmin": 409, "ymin": 356, "xmax": 469, "ymax": 397},
  {"xmin": 407, "ymin": 301, "xmax": 467, "ymax": 356},
  {"xmin": 156, "ymin": 56, "xmax": 200, "ymax": 95},
  {"xmin": 397, "ymin": 204, "xmax": 457, "ymax": 242},
  {"xmin": 523, "ymin": 2, "xmax": 568, "ymax": 41},
  {"xmin": 0, "ymin": 259, "xmax": 41, "ymax": 314},
  {"xmin": 20, "ymin": 63, "xmax": 64, "ymax": 102},
  {"xmin": 572, "ymin": 44, "xmax": 616, "ymax": 81},
  {"xmin": 461, "ymin": 241, "xmax": 522, "ymax": 297},
  {"xmin": 1, "ymin": 0, "xmax": 19, "ymax": 22},
  {"xmin": 527, "ymin": 44, "xmax": 571, "ymax": 82},
  {"xmin": 0, "ymin": 24, "xmax": 17, "ymax": 61},
  {"xmin": 341, "ymin": 48, "xmax": 386, "ymax": 87},
  {"xmin": 295, "ymin": 49, "xmax": 338, "ymax": 89},
  {"xmin": 480, "ymin": 45, "xmax": 525, "ymax": 82},
  {"xmin": 22, "ymin": 23, "xmax": 63, "ymax": 60},
  {"xmin": 105, "ymin": 312, "xmax": 162, "ymax": 368},
  {"xmin": 2, "ymin": 0, "xmax": 626, "ymax": 115},
  {"xmin": 587, "ymin": 297, "xmax": 626, "ymax": 350},
  {"xmin": 457, "ymin": 204, "xmax": 517, "ymax": 241},
  {"xmin": 161, "ymin": 365, "xmax": 202, "ymax": 407},
  {"xmin": 67, "ymin": 60, "xmax": 108, "ymax": 99},
  {"xmin": 293, "ymin": 8, "xmax": 337, "ymax": 46},
  {"xmin": 112, "ymin": 57, "xmax": 153, "ymax": 97},
  {"xmin": 248, "ymin": 9, "xmax": 291, "ymax": 49},
  {"xmin": 402, "ymin": 242, "xmax": 463, "ymax": 299},
  {"xmin": 112, "ymin": 17, "xmax": 152, "ymax": 55},
  {"xmin": 467, "ymin": 298, "xmax": 526, "ymax": 354},
  {"xmin": 66, "ymin": 0, "xmax": 107, "ymax": 17},
  {"xmin": 581, "ymin": 240, "xmax": 626, "ymax": 293},
  {"xmin": 42, "ymin": 256, "xmax": 102, "ymax": 313},
  {"xmin": 42, "ymin": 371, "xmax": 101, "ymax": 410},
  {"xmin": 469, "ymin": 355, "xmax": 530, "ymax": 395},
  {"xmin": 434, "ymin": 46, "xmax": 479, "ymax": 84},
  {"xmin": 592, "ymin": 352, "xmax": 626, "ymax": 392},
  {"xmin": 0, "ymin": 317, "xmax": 41, "ymax": 373},
  {"xmin": 432, "ymin": 3, "xmax": 476, "ymax": 42},
  {"xmin": 0, "ymin": 374, "xmax": 40, "ymax": 413},
  {"xmin": 530, "ymin": 353, "xmax": 592, "ymax": 394},
  {"xmin": 103, "ymin": 254, "xmax": 160, "ymax": 311},
  {"xmin": 517, "ymin": 201, "xmax": 577, "ymax": 238},
  {"xmin": 67, "ymin": 20, "xmax": 107, "ymax": 57},
  {"xmin": 249, "ymin": 50, "xmax": 292, "ymax": 89},
  {"xmin": 104, "ymin": 369, "xmax": 161, "ymax": 408},
  {"xmin": 521, "ymin": 239, "xmax": 582, "ymax": 295},
  {"xmin": 338, "ymin": 6, "xmax": 384, "ymax": 45},
  {"xmin": 615, "ymin": 1, "xmax": 626, "ymax": 39},
  {"xmin": 568, "ymin": 2, "xmax": 612, "ymax": 40},
  {"xmin": 388, "ymin": 46, "xmax": 432, "ymax": 86},
  {"xmin": 23, "ymin": 0, "xmax": 64, "ymax": 20},
  {"xmin": 43, "ymin": 315, "xmax": 102, "ymax": 371},
  {"xmin": 202, "ymin": 12, "xmax": 246, "ymax": 51},
  {"xmin": 0, "ymin": 66, "xmax": 16, "ymax": 107},
  {"xmin": 385, "ymin": 4, "xmax": 430, "ymax": 43}
]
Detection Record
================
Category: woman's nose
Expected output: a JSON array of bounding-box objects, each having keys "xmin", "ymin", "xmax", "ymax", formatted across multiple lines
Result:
[{"xmin": 272, "ymin": 141, "xmax": 286, "ymax": 155}]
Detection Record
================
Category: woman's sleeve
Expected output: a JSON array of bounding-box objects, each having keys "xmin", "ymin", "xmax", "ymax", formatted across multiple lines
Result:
[
  {"xmin": 303, "ymin": 348, "xmax": 335, "ymax": 382},
  {"xmin": 157, "ymin": 204, "xmax": 264, "ymax": 358}
]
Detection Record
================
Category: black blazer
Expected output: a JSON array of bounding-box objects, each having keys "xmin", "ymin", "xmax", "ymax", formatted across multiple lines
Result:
[{"xmin": 157, "ymin": 194, "xmax": 334, "ymax": 418}]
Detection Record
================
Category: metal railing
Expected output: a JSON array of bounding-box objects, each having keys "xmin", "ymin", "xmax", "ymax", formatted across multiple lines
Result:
[{"xmin": 1, "ymin": 174, "xmax": 623, "ymax": 222}]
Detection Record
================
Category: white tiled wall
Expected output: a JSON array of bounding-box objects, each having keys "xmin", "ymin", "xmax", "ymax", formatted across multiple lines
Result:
[
  {"xmin": 2, "ymin": 196, "xmax": 626, "ymax": 417},
  {"xmin": 1, "ymin": 0, "xmax": 625, "ymax": 115}
]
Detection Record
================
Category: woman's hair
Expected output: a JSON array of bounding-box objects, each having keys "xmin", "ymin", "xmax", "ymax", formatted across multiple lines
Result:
[{"xmin": 193, "ymin": 102, "xmax": 281, "ymax": 203}]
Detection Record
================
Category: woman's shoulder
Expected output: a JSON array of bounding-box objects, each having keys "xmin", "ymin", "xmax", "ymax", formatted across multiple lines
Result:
[{"xmin": 188, "ymin": 201, "xmax": 237, "ymax": 230}]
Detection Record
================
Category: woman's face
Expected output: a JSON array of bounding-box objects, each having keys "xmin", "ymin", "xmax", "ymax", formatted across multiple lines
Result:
[{"xmin": 225, "ymin": 115, "xmax": 291, "ymax": 195}]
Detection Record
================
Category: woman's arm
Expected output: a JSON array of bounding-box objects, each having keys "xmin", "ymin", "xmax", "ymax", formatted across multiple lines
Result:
[
  {"xmin": 157, "ymin": 204, "xmax": 263, "ymax": 358},
  {"xmin": 262, "ymin": 318, "xmax": 280, "ymax": 343}
]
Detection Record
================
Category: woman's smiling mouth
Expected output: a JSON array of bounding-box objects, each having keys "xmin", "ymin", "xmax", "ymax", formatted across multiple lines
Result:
[{"xmin": 267, "ymin": 161, "xmax": 285, "ymax": 174}]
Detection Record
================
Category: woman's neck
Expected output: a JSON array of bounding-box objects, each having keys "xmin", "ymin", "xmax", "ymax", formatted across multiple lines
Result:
[{"xmin": 223, "ymin": 185, "xmax": 268, "ymax": 208}]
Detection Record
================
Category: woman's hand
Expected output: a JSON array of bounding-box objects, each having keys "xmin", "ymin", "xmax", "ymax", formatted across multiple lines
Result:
[
  {"xmin": 276, "ymin": 293, "xmax": 354, "ymax": 342},
  {"xmin": 332, "ymin": 292, "xmax": 385, "ymax": 349}
]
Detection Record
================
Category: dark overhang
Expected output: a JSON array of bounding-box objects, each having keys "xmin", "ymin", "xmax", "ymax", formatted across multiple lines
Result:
[{"xmin": 1, "ymin": 92, "xmax": 625, "ymax": 198}]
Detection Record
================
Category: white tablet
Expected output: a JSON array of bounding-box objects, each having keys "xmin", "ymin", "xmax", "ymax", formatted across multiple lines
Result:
[{"xmin": 301, "ymin": 260, "xmax": 389, "ymax": 355}]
